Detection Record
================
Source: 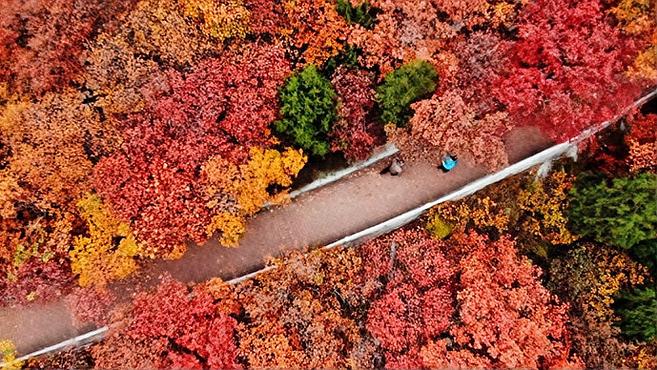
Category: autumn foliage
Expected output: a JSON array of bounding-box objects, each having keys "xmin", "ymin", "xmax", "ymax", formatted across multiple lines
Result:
[
  {"xmin": 2, "ymin": 0, "xmax": 657, "ymax": 366},
  {"xmin": 30, "ymin": 148, "xmax": 657, "ymax": 368},
  {"xmin": 93, "ymin": 43, "xmax": 293, "ymax": 254},
  {"xmin": 611, "ymin": 0, "xmax": 657, "ymax": 81},
  {"xmin": 0, "ymin": 0, "xmax": 136, "ymax": 97},
  {"xmin": 361, "ymin": 229, "xmax": 577, "ymax": 368},
  {"xmin": 493, "ymin": 0, "xmax": 645, "ymax": 141},
  {"xmin": 408, "ymin": 90, "xmax": 510, "ymax": 171},
  {"xmin": 430, "ymin": 169, "xmax": 576, "ymax": 250},
  {"xmin": 205, "ymin": 147, "xmax": 307, "ymax": 245},
  {"xmin": 236, "ymin": 248, "xmax": 369, "ymax": 368},
  {"xmin": 91, "ymin": 275, "xmax": 240, "ymax": 369},
  {"xmin": 329, "ymin": 67, "xmax": 379, "ymax": 161},
  {"xmin": 70, "ymin": 194, "xmax": 142, "ymax": 288},
  {"xmin": 626, "ymin": 113, "xmax": 657, "ymax": 172},
  {"xmin": 548, "ymin": 244, "xmax": 648, "ymax": 367}
]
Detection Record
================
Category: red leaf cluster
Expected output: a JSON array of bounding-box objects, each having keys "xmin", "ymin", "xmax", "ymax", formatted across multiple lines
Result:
[
  {"xmin": 449, "ymin": 232, "xmax": 576, "ymax": 368},
  {"xmin": 361, "ymin": 228, "xmax": 455, "ymax": 360},
  {"xmin": 93, "ymin": 44, "xmax": 290, "ymax": 253},
  {"xmin": 493, "ymin": 0, "xmax": 643, "ymax": 141},
  {"xmin": 0, "ymin": 0, "xmax": 135, "ymax": 97},
  {"xmin": 436, "ymin": 32, "xmax": 507, "ymax": 115},
  {"xmin": 236, "ymin": 248, "xmax": 369, "ymax": 368},
  {"xmin": 92, "ymin": 275, "xmax": 239, "ymax": 369},
  {"xmin": 362, "ymin": 229, "xmax": 578, "ymax": 368},
  {"xmin": 0, "ymin": 257, "xmax": 73, "ymax": 307},
  {"xmin": 330, "ymin": 67, "xmax": 380, "ymax": 161},
  {"xmin": 626, "ymin": 113, "xmax": 657, "ymax": 172}
]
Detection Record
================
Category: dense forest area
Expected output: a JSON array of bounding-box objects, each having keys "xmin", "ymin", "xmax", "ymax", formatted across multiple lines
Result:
[
  {"xmin": 6, "ymin": 105, "xmax": 656, "ymax": 369},
  {"xmin": 1, "ymin": 0, "xmax": 656, "ymax": 368}
]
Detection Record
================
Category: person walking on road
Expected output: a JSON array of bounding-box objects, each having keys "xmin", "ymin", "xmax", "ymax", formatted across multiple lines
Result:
[
  {"xmin": 381, "ymin": 157, "xmax": 404, "ymax": 176},
  {"xmin": 440, "ymin": 154, "xmax": 458, "ymax": 173}
]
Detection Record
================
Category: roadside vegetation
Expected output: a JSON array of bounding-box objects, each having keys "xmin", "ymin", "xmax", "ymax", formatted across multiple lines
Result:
[{"xmin": 0, "ymin": 0, "xmax": 656, "ymax": 368}]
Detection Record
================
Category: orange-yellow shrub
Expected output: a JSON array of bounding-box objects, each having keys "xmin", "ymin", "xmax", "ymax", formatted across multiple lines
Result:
[
  {"xmin": 610, "ymin": 0, "xmax": 657, "ymax": 80},
  {"xmin": 235, "ymin": 147, "xmax": 307, "ymax": 214},
  {"xmin": 70, "ymin": 194, "xmax": 143, "ymax": 287},
  {"xmin": 434, "ymin": 196, "xmax": 511, "ymax": 235},
  {"xmin": 636, "ymin": 346, "xmax": 657, "ymax": 369},
  {"xmin": 0, "ymin": 340, "xmax": 22, "ymax": 370},
  {"xmin": 491, "ymin": 2, "xmax": 520, "ymax": 28},
  {"xmin": 551, "ymin": 244, "xmax": 647, "ymax": 323},
  {"xmin": 205, "ymin": 147, "xmax": 306, "ymax": 246},
  {"xmin": 628, "ymin": 139, "xmax": 657, "ymax": 172},
  {"xmin": 207, "ymin": 212, "xmax": 246, "ymax": 247},
  {"xmin": 425, "ymin": 215, "xmax": 452, "ymax": 239},
  {"xmin": 181, "ymin": 0, "xmax": 250, "ymax": 40},
  {"xmin": 0, "ymin": 175, "xmax": 23, "ymax": 220},
  {"xmin": 0, "ymin": 100, "xmax": 29, "ymax": 218},
  {"xmin": 548, "ymin": 243, "xmax": 649, "ymax": 367},
  {"xmin": 611, "ymin": 0, "xmax": 655, "ymax": 35},
  {"xmin": 630, "ymin": 41, "xmax": 657, "ymax": 81},
  {"xmin": 517, "ymin": 170, "xmax": 578, "ymax": 245},
  {"xmin": 283, "ymin": 0, "xmax": 348, "ymax": 65},
  {"xmin": 0, "ymin": 91, "xmax": 116, "ymax": 212}
]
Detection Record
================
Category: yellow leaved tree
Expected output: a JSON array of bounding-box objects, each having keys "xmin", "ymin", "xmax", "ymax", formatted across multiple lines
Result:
[
  {"xmin": 611, "ymin": 0, "xmax": 657, "ymax": 80},
  {"xmin": 70, "ymin": 194, "xmax": 144, "ymax": 287},
  {"xmin": 181, "ymin": 0, "xmax": 250, "ymax": 40},
  {"xmin": 0, "ymin": 340, "xmax": 22, "ymax": 370},
  {"xmin": 517, "ymin": 170, "xmax": 579, "ymax": 245},
  {"xmin": 206, "ymin": 147, "xmax": 307, "ymax": 246}
]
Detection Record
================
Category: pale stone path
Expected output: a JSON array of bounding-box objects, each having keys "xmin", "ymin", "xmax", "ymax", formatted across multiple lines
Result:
[{"xmin": 0, "ymin": 127, "xmax": 552, "ymax": 356}]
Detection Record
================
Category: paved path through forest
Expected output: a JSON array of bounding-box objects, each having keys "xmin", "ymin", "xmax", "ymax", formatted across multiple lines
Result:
[{"xmin": 0, "ymin": 127, "xmax": 553, "ymax": 356}]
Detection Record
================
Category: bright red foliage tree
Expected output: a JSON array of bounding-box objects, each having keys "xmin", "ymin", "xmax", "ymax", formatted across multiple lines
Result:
[
  {"xmin": 362, "ymin": 229, "xmax": 578, "ymax": 368},
  {"xmin": 448, "ymin": 232, "xmax": 577, "ymax": 368},
  {"xmin": 494, "ymin": 0, "xmax": 644, "ymax": 141},
  {"xmin": 0, "ymin": 257, "xmax": 73, "ymax": 307},
  {"xmin": 626, "ymin": 113, "xmax": 657, "ymax": 172},
  {"xmin": 361, "ymin": 228, "xmax": 455, "ymax": 365},
  {"xmin": 330, "ymin": 67, "xmax": 380, "ymax": 161},
  {"xmin": 93, "ymin": 43, "xmax": 291, "ymax": 254},
  {"xmin": 434, "ymin": 32, "xmax": 508, "ymax": 115},
  {"xmin": 91, "ymin": 275, "xmax": 240, "ymax": 369}
]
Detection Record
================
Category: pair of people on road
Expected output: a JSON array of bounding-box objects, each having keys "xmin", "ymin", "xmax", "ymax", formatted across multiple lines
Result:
[{"xmin": 383, "ymin": 153, "xmax": 457, "ymax": 176}]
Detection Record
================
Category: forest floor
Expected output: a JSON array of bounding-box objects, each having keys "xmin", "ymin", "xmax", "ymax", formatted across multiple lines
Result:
[{"xmin": 0, "ymin": 126, "xmax": 553, "ymax": 356}]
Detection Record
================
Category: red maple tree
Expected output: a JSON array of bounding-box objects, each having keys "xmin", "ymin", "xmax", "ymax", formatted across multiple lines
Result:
[
  {"xmin": 92, "ymin": 275, "xmax": 240, "ymax": 369},
  {"xmin": 93, "ymin": 43, "xmax": 291, "ymax": 253},
  {"xmin": 330, "ymin": 67, "xmax": 380, "ymax": 161},
  {"xmin": 0, "ymin": 0, "xmax": 135, "ymax": 97},
  {"xmin": 362, "ymin": 229, "xmax": 579, "ymax": 368},
  {"xmin": 494, "ymin": 0, "xmax": 643, "ymax": 141}
]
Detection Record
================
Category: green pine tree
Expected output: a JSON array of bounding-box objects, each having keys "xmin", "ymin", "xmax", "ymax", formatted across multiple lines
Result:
[
  {"xmin": 274, "ymin": 65, "xmax": 337, "ymax": 156},
  {"xmin": 616, "ymin": 287, "xmax": 657, "ymax": 341},
  {"xmin": 568, "ymin": 173, "xmax": 657, "ymax": 249},
  {"xmin": 376, "ymin": 60, "xmax": 438, "ymax": 126}
]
